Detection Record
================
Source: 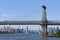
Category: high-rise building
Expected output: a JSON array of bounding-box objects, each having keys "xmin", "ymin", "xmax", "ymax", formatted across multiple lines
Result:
[{"xmin": 47, "ymin": 27, "xmax": 53, "ymax": 36}]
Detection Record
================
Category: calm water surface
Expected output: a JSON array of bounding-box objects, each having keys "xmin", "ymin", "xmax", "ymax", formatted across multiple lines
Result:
[{"xmin": 0, "ymin": 33, "xmax": 60, "ymax": 40}]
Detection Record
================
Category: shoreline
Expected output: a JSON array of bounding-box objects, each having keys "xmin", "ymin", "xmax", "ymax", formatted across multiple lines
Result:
[{"xmin": 47, "ymin": 36, "xmax": 60, "ymax": 37}]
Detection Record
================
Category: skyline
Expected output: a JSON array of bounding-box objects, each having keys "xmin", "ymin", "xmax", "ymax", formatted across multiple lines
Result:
[{"xmin": 0, "ymin": 0, "xmax": 60, "ymax": 30}]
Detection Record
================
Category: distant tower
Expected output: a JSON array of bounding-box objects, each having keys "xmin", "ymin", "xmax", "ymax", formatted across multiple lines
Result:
[
  {"xmin": 26, "ymin": 26, "xmax": 28, "ymax": 34},
  {"xmin": 27, "ymin": 26, "xmax": 28, "ymax": 32}
]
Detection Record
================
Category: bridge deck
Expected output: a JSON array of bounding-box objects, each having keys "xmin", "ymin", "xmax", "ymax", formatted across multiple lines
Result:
[
  {"xmin": 0, "ymin": 20, "xmax": 60, "ymax": 25},
  {"xmin": 0, "ymin": 21, "xmax": 41, "ymax": 25}
]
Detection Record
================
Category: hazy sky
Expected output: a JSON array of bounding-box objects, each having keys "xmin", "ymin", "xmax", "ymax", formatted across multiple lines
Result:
[{"xmin": 0, "ymin": 0, "xmax": 60, "ymax": 30}]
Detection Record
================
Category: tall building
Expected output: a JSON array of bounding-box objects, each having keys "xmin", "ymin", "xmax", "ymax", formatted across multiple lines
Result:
[
  {"xmin": 56, "ymin": 27, "xmax": 59, "ymax": 32},
  {"xmin": 47, "ymin": 27, "xmax": 53, "ymax": 36}
]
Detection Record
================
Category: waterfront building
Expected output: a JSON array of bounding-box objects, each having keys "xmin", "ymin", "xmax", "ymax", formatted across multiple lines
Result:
[
  {"xmin": 56, "ymin": 27, "xmax": 59, "ymax": 32},
  {"xmin": 52, "ymin": 27, "xmax": 59, "ymax": 34},
  {"xmin": 47, "ymin": 27, "xmax": 53, "ymax": 36}
]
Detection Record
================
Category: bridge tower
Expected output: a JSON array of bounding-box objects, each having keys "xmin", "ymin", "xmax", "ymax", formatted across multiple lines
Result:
[{"xmin": 41, "ymin": 5, "xmax": 48, "ymax": 36}]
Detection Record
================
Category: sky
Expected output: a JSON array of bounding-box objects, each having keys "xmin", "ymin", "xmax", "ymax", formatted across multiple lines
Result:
[{"xmin": 0, "ymin": 0, "xmax": 60, "ymax": 30}]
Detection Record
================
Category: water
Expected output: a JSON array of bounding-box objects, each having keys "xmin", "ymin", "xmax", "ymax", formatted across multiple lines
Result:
[{"xmin": 0, "ymin": 33, "xmax": 60, "ymax": 40}]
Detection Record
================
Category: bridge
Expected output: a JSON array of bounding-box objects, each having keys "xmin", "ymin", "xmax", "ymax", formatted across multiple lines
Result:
[{"xmin": 0, "ymin": 5, "xmax": 60, "ymax": 36}]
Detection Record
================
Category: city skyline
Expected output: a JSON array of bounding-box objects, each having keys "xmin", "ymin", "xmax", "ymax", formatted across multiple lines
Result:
[{"xmin": 0, "ymin": 0, "xmax": 60, "ymax": 30}]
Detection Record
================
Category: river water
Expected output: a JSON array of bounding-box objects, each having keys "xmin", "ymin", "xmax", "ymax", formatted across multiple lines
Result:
[{"xmin": 0, "ymin": 33, "xmax": 60, "ymax": 40}]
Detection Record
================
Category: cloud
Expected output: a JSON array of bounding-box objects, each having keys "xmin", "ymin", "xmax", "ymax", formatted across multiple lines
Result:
[
  {"xmin": 1, "ymin": 14, "xmax": 8, "ymax": 17},
  {"xmin": 0, "ymin": 14, "xmax": 14, "ymax": 17}
]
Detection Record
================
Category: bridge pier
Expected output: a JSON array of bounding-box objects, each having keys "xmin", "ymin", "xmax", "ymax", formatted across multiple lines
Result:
[{"xmin": 41, "ymin": 24, "xmax": 48, "ymax": 36}]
